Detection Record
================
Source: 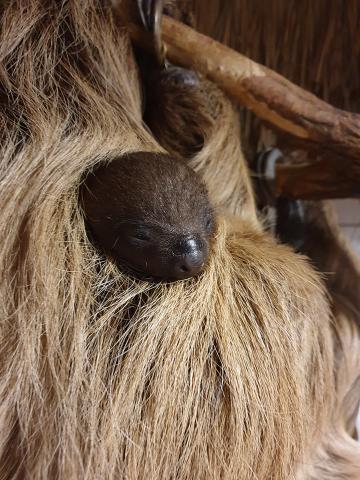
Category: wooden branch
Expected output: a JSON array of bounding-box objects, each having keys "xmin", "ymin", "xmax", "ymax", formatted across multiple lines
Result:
[
  {"xmin": 127, "ymin": 15, "xmax": 360, "ymax": 199},
  {"xmin": 275, "ymin": 159, "xmax": 360, "ymax": 200}
]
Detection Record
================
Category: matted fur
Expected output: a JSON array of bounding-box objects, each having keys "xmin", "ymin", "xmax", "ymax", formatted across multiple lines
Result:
[{"xmin": 0, "ymin": 1, "xmax": 354, "ymax": 479}]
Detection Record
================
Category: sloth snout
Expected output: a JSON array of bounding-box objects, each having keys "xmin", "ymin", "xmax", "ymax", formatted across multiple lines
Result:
[{"xmin": 170, "ymin": 236, "xmax": 208, "ymax": 280}]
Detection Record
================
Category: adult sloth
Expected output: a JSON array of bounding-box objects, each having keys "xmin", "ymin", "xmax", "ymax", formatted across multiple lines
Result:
[{"xmin": 0, "ymin": 1, "xmax": 355, "ymax": 479}]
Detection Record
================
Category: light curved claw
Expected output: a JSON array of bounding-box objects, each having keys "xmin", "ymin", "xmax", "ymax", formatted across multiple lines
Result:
[{"xmin": 137, "ymin": 0, "xmax": 166, "ymax": 65}]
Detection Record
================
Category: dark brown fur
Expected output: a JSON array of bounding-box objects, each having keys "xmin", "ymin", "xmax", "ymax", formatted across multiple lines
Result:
[{"xmin": 143, "ymin": 66, "xmax": 211, "ymax": 159}]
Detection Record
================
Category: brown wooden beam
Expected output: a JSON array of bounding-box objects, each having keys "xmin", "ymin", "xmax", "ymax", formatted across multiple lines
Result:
[{"xmin": 275, "ymin": 159, "xmax": 360, "ymax": 200}]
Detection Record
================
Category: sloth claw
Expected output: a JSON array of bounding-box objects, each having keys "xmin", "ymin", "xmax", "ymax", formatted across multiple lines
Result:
[
  {"xmin": 137, "ymin": 0, "xmax": 166, "ymax": 65},
  {"xmin": 137, "ymin": 0, "xmax": 158, "ymax": 31},
  {"xmin": 275, "ymin": 197, "xmax": 306, "ymax": 252},
  {"xmin": 255, "ymin": 149, "xmax": 306, "ymax": 251}
]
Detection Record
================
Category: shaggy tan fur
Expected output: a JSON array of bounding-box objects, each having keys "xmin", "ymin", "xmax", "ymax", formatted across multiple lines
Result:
[
  {"xmin": 295, "ymin": 202, "xmax": 360, "ymax": 479},
  {"xmin": 0, "ymin": 1, "xmax": 357, "ymax": 479}
]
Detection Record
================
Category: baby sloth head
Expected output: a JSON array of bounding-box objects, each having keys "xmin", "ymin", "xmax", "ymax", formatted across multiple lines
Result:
[{"xmin": 81, "ymin": 152, "xmax": 216, "ymax": 281}]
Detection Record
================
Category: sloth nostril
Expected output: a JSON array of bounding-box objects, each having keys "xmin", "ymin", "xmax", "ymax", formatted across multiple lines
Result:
[
  {"xmin": 173, "ymin": 252, "xmax": 204, "ymax": 279},
  {"xmin": 179, "ymin": 264, "xmax": 189, "ymax": 273}
]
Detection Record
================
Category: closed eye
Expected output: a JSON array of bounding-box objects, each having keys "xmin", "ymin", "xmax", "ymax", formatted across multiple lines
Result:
[
  {"xmin": 117, "ymin": 222, "xmax": 154, "ymax": 243},
  {"xmin": 132, "ymin": 232, "xmax": 151, "ymax": 241}
]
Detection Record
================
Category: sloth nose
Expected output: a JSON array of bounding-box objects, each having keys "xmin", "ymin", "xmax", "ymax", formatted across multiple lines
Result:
[{"xmin": 171, "ymin": 236, "xmax": 207, "ymax": 279}]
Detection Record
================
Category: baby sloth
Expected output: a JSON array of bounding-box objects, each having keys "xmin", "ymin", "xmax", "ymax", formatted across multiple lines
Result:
[{"xmin": 81, "ymin": 152, "xmax": 215, "ymax": 281}]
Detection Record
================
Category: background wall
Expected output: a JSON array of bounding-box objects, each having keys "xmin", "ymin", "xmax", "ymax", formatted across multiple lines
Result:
[{"xmin": 334, "ymin": 200, "xmax": 360, "ymax": 256}]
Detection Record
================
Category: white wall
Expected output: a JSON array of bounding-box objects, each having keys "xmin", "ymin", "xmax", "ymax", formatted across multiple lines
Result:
[{"xmin": 333, "ymin": 199, "xmax": 360, "ymax": 256}]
